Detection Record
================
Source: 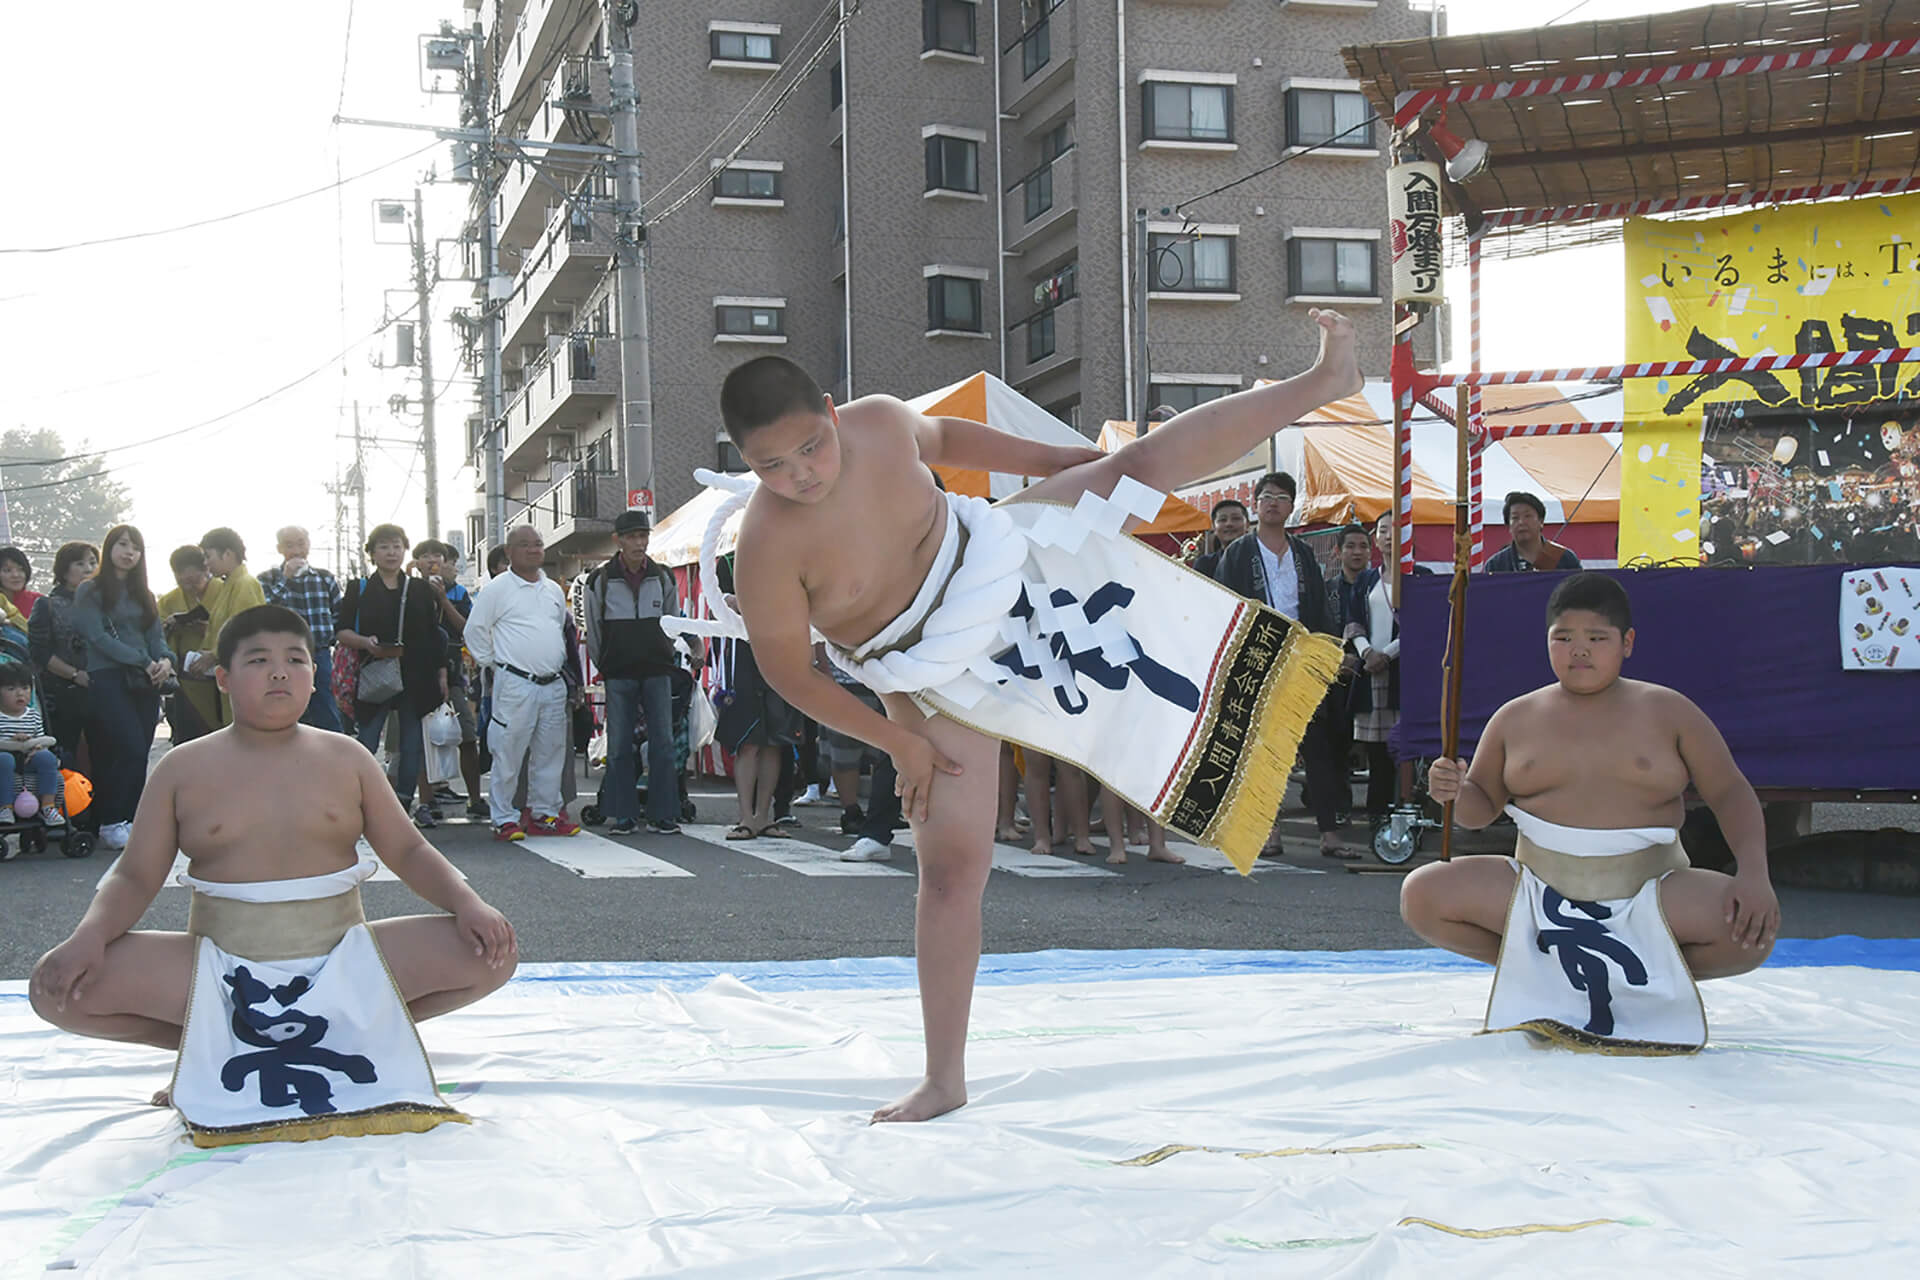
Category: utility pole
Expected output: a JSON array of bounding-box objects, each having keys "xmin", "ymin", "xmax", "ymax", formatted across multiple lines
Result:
[
  {"xmin": 411, "ymin": 187, "xmax": 441, "ymax": 542},
  {"xmin": 605, "ymin": 0, "xmax": 655, "ymax": 517},
  {"xmin": 352, "ymin": 401, "xmax": 368, "ymax": 566},
  {"xmin": 471, "ymin": 18, "xmax": 506, "ymax": 548},
  {"xmin": 1133, "ymin": 207, "xmax": 1152, "ymax": 438}
]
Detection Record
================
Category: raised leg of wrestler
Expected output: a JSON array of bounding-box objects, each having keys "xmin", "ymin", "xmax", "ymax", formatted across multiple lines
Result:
[
  {"xmin": 1658, "ymin": 868, "xmax": 1775, "ymax": 979},
  {"xmin": 1398, "ymin": 856, "xmax": 1517, "ymax": 965},
  {"xmin": 1014, "ymin": 309, "xmax": 1361, "ymax": 510},
  {"xmin": 369, "ymin": 914, "xmax": 519, "ymax": 1021},
  {"xmin": 872, "ymin": 692, "xmax": 1001, "ymax": 1124},
  {"xmin": 28, "ymin": 931, "xmax": 193, "ymax": 1051}
]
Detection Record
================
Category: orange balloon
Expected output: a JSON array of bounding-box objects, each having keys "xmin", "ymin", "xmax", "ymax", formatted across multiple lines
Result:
[{"xmin": 59, "ymin": 769, "xmax": 92, "ymax": 816}]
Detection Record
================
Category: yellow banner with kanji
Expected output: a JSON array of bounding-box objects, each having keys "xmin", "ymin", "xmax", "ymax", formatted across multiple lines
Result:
[{"xmin": 1621, "ymin": 193, "xmax": 1920, "ymax": 562}]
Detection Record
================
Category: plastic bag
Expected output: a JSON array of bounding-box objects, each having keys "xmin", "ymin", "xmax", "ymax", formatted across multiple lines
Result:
[
  {"xmin": 425, "ymin": 703, "xmax": 463, "ymax": 747},
  {"xmin": 424, "ymin": 737, "xmax": 461, "ymax": 785},
  {"xmin": 689, "ymin": 683, "xmax": 718, "ymax": 752}
]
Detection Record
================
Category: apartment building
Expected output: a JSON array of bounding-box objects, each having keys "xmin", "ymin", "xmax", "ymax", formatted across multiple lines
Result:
[{"xmin": 467, "ymin": 0, "xmax": 1436, "ymax": 575}]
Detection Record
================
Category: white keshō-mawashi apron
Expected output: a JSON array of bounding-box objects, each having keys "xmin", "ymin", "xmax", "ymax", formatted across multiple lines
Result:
[
  {"xmin": 1484, "ymin": 806, "xmax": 1706, "ymax": 1055},
  {"xmin": 170, "ymin": 858, "xmax": 468, "ymax": 1147},
  {"xmin": 665, "ymin": 470, "xmax": 1343, "ymax": 872}
]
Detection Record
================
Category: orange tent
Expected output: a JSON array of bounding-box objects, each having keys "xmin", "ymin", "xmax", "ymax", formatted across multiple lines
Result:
[{"xmin": 910, "ymin": 373, "xmax": 1207, "ymax": 532}]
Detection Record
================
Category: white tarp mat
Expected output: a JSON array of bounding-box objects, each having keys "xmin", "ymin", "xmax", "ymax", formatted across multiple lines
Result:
[{"xmin": 4, "ymin": 943, "xmax": 1917, "ymax": 1276}]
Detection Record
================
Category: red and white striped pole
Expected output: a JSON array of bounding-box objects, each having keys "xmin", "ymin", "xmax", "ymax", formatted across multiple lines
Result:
[
  {"xmin": 1483, "ymin": 175, "xmax": 1920, "ymax": 230},
  {"xmin": 1467, "ymin": 232, "xmax": 1486, "ymax": 569},
  {"xmin": 1392, "ymin": 35, "xmax": 1920, "ymax": 125},
  {"xmin": 1483, "ymin": 420, "xmax": 1625, "ymax": 438},
  {"xmin": 1390, "ymin": 320, "xmax": 1417, "ymax": 587},
  {"xmin": 1430, "ymin": 346, "xmax": 1920, "ymax": 387}
]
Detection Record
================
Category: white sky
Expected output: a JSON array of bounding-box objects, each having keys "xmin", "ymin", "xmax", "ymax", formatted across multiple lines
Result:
[{"xmin": 0, "ymin": 0, "xmax": 1696, "ymax": 572}]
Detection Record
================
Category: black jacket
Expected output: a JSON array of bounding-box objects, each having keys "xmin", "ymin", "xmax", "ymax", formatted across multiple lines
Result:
[
  {"xmin": 1212, "ymin": 531, "xmax": 1334, "ymax": 636},
  {"xmin": 582, "ymin": 554, "xmax": 681, "ymax": 680}
]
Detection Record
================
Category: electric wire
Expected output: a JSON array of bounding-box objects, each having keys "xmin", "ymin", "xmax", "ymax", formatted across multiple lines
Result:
[{"xmin": 0, "ymin": 143, "xmax": 438, "ymax": 256}]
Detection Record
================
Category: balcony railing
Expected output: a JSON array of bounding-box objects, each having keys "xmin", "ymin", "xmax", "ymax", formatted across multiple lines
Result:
[
  {"xmin": 1001, "ymin": 0, "xmax": 1072, "ymax": 115},
  {"xmin": 502, "ymin": 333, "xmax": 618, "ymax": 467},
  {"xmin": 500, "ymin": 197, "xmax": 616, "ymax": 351},
  {"xmin": 1003, "ymin": 147, "xmax": 1076, "ymax": 252},
  {"xmin": 525, "ymin": 468, "xmax": 626, "ymax": 549},
  {"xmin": 1008, "ymin": 295, "xmax": 1080, "ymax": 384}
]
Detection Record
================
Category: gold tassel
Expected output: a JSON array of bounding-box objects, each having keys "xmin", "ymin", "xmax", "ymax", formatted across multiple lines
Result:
[
  {"xmin": 1213, "ymin": 624, "xmax": 1345, "ymax": 875},
  {"xmin": 186, "ymin": 1104, "xmax": 470, "ymax": 1149}
]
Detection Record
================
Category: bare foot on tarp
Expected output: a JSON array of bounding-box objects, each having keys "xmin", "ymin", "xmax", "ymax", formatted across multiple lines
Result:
[
  {"xmin": 1106, "ymin": 848, "xmax": 1127, "ymax": 865},
  {"xmin": 150, "ymin": 1087, "xmax": 171, "ymax": 1107},
  {"xmin": 995, "ymin": 826, "xmax": 1021, "ymax": 843},
  {"xmin": 1309, "ymin": 308, "xmax": 1363, "ymax": 402},
  {"xmin": 1072, "ymin": 841, "xmax": 1097, "ymax": 856},
  {"xmin": 871, "ymin": 1077, "xmax": 967, "ymax": 1124},
  {"xmin": 1147, "ymin": 847, "xmax": 1187, "ymax": 864}
]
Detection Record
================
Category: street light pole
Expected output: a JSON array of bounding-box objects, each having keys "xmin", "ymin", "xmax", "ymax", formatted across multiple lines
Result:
[{"xmin": 1133, "ymin": 207, "xmax": 1152, "ymax": 437}]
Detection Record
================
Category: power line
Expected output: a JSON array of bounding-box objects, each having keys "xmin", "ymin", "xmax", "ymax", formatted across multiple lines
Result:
[
  {"xmin": 333, "ymin": 0, "xmax": 358, "ymax": 119},
  {"xmin": 1172, "ymin": 115, "xmax": 1380, "ymax": 216},
  {"xmin": 0, "ymin": 305, "xmax": 418, "ymax": 471},
  {"xmin": 647, "ymin": 1, "xmax": 861, "ymax": 229},
  {"xmin": 641, "ymin": 0, "xmax": 844, "ymax": 211},
  {"xmin": 0, "ymin": 142, "xmax": 437, "ymax": 256}
]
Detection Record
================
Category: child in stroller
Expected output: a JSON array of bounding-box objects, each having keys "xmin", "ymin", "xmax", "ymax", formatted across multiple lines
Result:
[
  {"xmin": 0, "ymin": 660, "xmax": 94, "ymax": 860},
  {"xmin": 582, "ymin": 664, "xmax": 698, "ymax": 829}
]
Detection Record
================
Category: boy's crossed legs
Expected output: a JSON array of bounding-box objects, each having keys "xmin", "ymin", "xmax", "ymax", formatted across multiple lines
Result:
[
  {"xmin": 1400, "ymin": 856, "xmax": 1774, "ymax": 980},
  {"xmin": 29, "ymin": 916, "xmax": 515, "ymax": 1099}
]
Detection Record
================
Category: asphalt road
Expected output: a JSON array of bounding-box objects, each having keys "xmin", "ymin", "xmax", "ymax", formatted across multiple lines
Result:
[{"xmin": 4, "ymin": 778, "xmax": 1915, "ymax": 980}]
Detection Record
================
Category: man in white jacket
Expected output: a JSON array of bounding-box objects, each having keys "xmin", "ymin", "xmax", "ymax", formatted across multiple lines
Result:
[{"xmin": 464, "ymin": 526, "xmax": 579, "ymax": 840}]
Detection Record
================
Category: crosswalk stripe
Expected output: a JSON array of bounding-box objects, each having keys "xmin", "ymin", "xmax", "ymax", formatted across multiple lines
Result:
[
  {"xmin": 892, "ymin": 829, "xmax": 1116, "ymax": 878},
  {"xmin": 679, "ymin": 823, "xmax": 910, "ymax": 877},
  {"xmin": 514, "ymin": 828, "xmax": 693, "ymax": 878},
  {"xmin": 1164, "ymin": 842, "xmax": 1328, "ymax": 875}
]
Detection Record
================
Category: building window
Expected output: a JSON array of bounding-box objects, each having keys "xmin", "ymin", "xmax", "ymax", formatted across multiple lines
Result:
[
  {"xmin": 1148, "ymin": 233, "xmax": 1235, "ymax": 292},
  {"xmin": 717, "ymin": 439, "xmax": 748, "ymax": 473},
  {"xmin": 1027, "ymin": 311, "xmax": 1056, "ymax": 363},
  {"xmin": 1020, "ymin": 15, "xmax": 1052, "ymax": 78},
  {"xmin": 1143, "ymin": 82, "xmax": 1232, "ymax": 143},
  {"xmin": 1290, "ymin": 236, "xmax": 1377, "ymax": 297},
  {"xmin": 712, "ymin": 167, "xmax": 781, "ymax": 200},
  {"xmin": 711, "ymin": 29, "xmax": 778, "ymax": 64},
  {"xmin": 828, "ymin": 62, "xmax": 842, "ymax": 110},
  {"xmin": 715, "ymin": 303, "xmax": 786, "ymax": 339},
  {"xmin": 1286, "ymin": 88, "xmax": 1373, "ymax": 149},
  {"xmin": 923, "ymin": 0, "xmax": 976, "ymax": 56},
  {"xmin": 927, "ymin": 275, "xmax": 984, "ymax": 333},
  {"xmin": 1042, "ymin": 120, "xmax": 1073, "ymax": 160},
  {"xmin": 924, "ymin": 134, "xmax": 981, "ymax": 194},
  {"xmin": 1149, "ymin": 383, "xmax": 1236, "ymax": 414},
  {"xmin": 1023, "ymin": 167, "xmax": 1053, "ymax": 221}
]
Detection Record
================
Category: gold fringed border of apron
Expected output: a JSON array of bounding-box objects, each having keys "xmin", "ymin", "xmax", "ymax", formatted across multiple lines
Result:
[
  {"xmin": 185, "ymin": 1101, "xmax": 472, "ymax": 1150},
  {"xmin": 1155, "ymin": 604, "xmax": 1346, "ymax": 874},
  {"xmin": 1482, "ymin": 1018, "xmax": 1702, "ymax": 1057}
]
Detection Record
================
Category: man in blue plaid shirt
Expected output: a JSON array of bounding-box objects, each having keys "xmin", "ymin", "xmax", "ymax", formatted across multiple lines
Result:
[{"xmin": 256, "ymin": 525, "xmax": 345, "ymax": 730}]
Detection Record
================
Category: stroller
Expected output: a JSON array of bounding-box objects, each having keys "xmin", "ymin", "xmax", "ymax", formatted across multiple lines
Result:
[
  {"xmin": 0, "ymin": 627, "xmax": 95, "ymax": 860},
  {"xmin": 581, "ymin": 666, "xmax": 699, "ymax": 827}
]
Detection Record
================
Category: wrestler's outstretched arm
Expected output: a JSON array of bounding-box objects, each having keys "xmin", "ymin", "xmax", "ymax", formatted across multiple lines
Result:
[
  {"xmin": 897, "ymin": 401, "xmax": 1105, "ymax": 478},
  {"xmin": 30, "ymin": 754, "xmax": 185, "ymax": 1012},
  {"xmin": 1669, "ymin": 691, "xmax": 1779, "ymax": 948},
  {"xmin": 354, "ymin": 746, "xmax": 515, "ymax": 968},
  {"xmin": 1426, "ymin": 703, "xmax": 1512, "ymax": 830},
  {"xmin": 734, "ymin": 518, "xmax": 961, "ymax": 823}
]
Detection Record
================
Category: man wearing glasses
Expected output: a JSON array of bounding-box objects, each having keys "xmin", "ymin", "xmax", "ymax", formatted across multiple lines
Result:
[{"xmin": 1211, "ymin": 472, "xmax": 1358, "ymax": 860}]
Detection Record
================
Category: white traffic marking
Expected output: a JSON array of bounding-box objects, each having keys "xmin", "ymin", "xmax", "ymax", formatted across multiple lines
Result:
[
  {"xmin": 892, "ymin": 828, "xmax": 1115, "ymax": 878},
  {"xmin": 1164, "ymin": 842, "xmax": 1327, "ymax": 875},
  {"xmin": 680, "ymin": 824, "xmax": 909, "ymax": 877},
  {"xmin": 515, "ymin": 827, "xmax": 693, "ymax": 878}
]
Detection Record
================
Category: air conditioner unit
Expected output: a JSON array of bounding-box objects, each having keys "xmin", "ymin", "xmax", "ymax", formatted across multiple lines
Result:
[{"xmin": 546, "ymin": 432, "xmax": 577, "ymax": 462}]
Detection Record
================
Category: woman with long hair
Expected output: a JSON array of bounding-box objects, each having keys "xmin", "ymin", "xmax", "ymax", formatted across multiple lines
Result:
[
  {"xmin": 28, "ymin": 541, "xmax": 99, "ymax": 767},
  {"xmin": 71, "ymin": 525, "xmax": 174, "ymax": 849}
]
